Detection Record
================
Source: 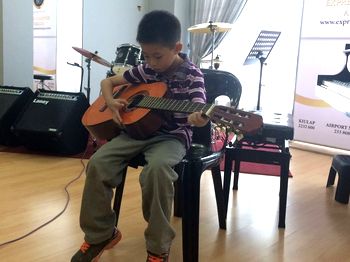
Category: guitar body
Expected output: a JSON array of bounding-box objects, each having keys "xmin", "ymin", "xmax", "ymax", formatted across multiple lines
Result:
[
  {"xmin": 82, "ymin": 82, "xmax": 168, "ymax": 140},
  {"xmin": 82, "ymin": 82, "xmax": 263, "ymax": 141}
]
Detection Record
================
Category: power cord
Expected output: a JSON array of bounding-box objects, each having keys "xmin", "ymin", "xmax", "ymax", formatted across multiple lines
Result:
[{"xmin": 0, "ymin": 148, "xmax": 89, "ymax": 248}]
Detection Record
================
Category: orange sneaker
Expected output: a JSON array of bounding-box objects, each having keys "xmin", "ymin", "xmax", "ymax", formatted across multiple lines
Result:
[
  {"xmin": 146, "ymin": 251, "xmax": 169, "ymax": 262},
  {"xmin": 71, "ymin": 228, "xmax": 122, "ymax": 262}
]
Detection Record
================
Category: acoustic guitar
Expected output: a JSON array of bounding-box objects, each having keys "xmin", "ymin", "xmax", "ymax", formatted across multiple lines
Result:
[{"xmin": 81, "ymin": 82, "xmax": 263, "ymax": 141}]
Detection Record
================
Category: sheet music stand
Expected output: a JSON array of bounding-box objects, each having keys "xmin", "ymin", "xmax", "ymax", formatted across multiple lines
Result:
[{"xmin": 243, "ymin": 30, "xmax": 280, "ymax": 110}]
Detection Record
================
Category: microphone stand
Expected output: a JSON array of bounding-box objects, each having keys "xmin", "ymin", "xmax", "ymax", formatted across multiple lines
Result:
[{"xmin": 67, "ymin": 62, "xmax": 84, "ymax": 93}]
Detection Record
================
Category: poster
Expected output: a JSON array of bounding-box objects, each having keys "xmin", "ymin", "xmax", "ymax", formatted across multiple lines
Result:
[{"xmin": 294, "ymin": 0, "xmax": 350, "ymax": 150}]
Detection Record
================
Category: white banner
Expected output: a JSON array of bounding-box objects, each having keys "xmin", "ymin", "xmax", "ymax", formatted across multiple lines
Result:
[{"xmin": 294, "ymin": 0, "xmax": 350, "ymax": 150}]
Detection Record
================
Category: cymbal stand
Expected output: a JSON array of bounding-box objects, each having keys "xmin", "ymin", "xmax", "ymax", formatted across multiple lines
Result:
[
  {"xmin": 83, "ymin": 50, "xmax": 99, "ymax": 103},
  {"xmin": 208, "ymin": 21, "xmax": 217, "ymax": 69},
  {"xmin": 85, "ymin": 52, "xmax": 100, "ymax": 149},
  {"xmin": 85, "ymin": 56, "xmax": 92, "ymax": 103}
]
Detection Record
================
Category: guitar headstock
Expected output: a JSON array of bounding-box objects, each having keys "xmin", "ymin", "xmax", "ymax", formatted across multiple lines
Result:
[{"xmin": 209, "ymin": 106, "xmax": 263, "ymax": 135}]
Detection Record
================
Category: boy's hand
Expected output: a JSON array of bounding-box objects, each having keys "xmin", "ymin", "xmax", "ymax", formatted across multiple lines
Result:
[
  {"xmin": 188, "ymin": 112, "xmax": 209, "ymax": 127},
  {"xmin": 106, "ymin": 98, "xmax": 128, "ymax": 125}
]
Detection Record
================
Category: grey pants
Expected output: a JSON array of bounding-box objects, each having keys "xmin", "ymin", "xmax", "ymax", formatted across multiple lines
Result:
[{"xmin": 79, "ymin": 132, "xmax": 186, "ymax": 254}]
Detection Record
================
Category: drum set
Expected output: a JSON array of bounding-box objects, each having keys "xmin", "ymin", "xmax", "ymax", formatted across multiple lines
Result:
[
  {"xmin": 71, "ymin": 21, "xmax": 232, "ymax": 101},
  {"xmin": 73, "ymin": 20, "xmax": 233, "ymax": 78},
  {"xmin": 72, "ymin": 44, "xmax": 143, "ymax": 102},
  {"xmin": 73, "ymin": 20, "xmax": 233, "ymax": 77},
  {"xmin": 107, "ymin": 43, "xmax": 144, "ymax": 77},
  {"xmin": 73, "ymin": 43, "xmax": 144, "ymax": 79}
]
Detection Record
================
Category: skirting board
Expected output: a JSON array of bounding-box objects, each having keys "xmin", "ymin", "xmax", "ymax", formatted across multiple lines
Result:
[{"xmin": 290, "ymin": 140, "xmax": 350, "ymax": 156}]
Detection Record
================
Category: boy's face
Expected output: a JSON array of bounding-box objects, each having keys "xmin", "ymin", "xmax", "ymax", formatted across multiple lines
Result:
[{"xmin": 140, "ymin": 42, "xmax": 182, "ymax": 73}]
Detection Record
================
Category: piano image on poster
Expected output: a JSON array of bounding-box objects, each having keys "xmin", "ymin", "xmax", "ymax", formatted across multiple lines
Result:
[{"xmin": 316, "ymin": 43, "xmax": 350, "ymax": 117}]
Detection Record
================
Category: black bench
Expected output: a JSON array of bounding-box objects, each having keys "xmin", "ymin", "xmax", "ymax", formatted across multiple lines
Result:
[{"xmin": 326, "ymin": 154, "xmax": 350, "ymax": 204}]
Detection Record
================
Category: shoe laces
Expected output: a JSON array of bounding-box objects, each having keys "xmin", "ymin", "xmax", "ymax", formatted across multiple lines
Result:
[
  {"xmin": 79, "ymin": 242, "xmax": 91, "ymax": 253},
  {"xmin": 147, "ymin": 253, "xmax": 167, "ymax": 262}
]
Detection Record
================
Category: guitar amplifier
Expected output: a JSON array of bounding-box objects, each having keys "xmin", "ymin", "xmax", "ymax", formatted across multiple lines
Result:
[
  {"xmin": 0, "ymin": 86, "xmax": 34, "ymax": 146},
  {"xmin": 12, "ymin": 90, "xmax": 90, "ymax": 155}
]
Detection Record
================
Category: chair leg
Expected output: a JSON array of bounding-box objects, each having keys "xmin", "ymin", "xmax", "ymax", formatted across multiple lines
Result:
[
  {"xmin": 278, "ymin": 154, "xmax": 290, "ymax": 228},
  {"xmin": 113, "ymin": 168, "xmax": 128, "ymax": 227},
  {"xmin": 335, "ymin": 173, "xmax": 350, "ymax": 204},
  {"xmin": 233, "ymin": 159, "xmax": 240, "ymax": 190},
  {"xmin": 173, "ymin": 162, "xmax": 185, "ymax": 217},
  {"xmin": 211, "ymin": 165, "xmax": 227, "ymax": 229},
  {"xmin": 326, "ymin": 166, "xmax": 337, "ymax": 187},
  {"xmin": 182, "ymin": 160, "xmax": 202, "ymax": 262},
  {"xmin": 223, "ymin": 150, "xmax": 233, "ymax": 222}
]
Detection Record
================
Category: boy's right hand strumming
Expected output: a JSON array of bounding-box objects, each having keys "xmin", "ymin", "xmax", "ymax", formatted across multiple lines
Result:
[
  {"xmin": 106, "ymin": 98, "xmax": 128, "ymax": 125},
  {"xmin": 101, "ymin": 74, "xmax": 130, "ymax": 126}
]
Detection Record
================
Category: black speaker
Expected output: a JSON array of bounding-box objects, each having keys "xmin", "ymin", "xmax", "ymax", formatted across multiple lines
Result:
[
  {"xmin": 0, "ymin": 86, "xmax": 34, "ymax": 146},
  {"xmin": 13, "ymin": 90, "xmax": 90, "ymax": 155}
]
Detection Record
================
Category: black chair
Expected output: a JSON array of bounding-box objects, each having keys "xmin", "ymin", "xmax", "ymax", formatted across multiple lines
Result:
[
  {"xmin": 326, "ymin": 154, "xmax": 350, "ymax": 204},
  {"xmin": 112, "ymin": 69, "xmax": 242, "ymax": 262}
]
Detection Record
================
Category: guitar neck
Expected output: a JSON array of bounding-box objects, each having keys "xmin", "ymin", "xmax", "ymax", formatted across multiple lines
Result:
[
  {"xmin": 134, "ymin": 95, "xmax": 214, "ymax": 115},
  {"xmin": 129, "ymin": 94, "xmax": 264, "ymax": 135}
]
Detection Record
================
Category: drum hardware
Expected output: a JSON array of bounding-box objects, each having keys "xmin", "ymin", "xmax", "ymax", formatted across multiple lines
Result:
[
  {"xmin": 187, "ymin": 21, "xmax": 233, "ymax": 33},
  {"xmin": 72, "ymin": 46, "xmax": 112, "ymax": 68},
  {"xmin": 213, "ymin": 55, "xmax": 222, "ymax": 70},
  {"xmin": 67, "ymin": 62, "xmax": 84, "ymax": 93},
  {"xmin": 201, "ymin": 55, "xmax": 223, "ymax": 70},
  {"xmin": 109, "ymin": 44, "xmax": 143, "ymax": 77},
  {"xmin": 188, "ymin": 21, "xmax": 232, "ymax": 69},
  {"xmin": 73, "ymin": 47, "xmax": 111, "ymax": 103}
]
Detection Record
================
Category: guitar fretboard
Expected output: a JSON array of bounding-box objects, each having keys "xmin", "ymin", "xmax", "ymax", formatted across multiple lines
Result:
[{"xmin": 134, "ymin": 95, "xmax": 214, "ymax": 115}]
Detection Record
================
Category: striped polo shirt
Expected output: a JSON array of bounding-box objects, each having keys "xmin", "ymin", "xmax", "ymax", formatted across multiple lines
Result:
[{"xmin": 123, "ymin": 53, "xmax": 206, "ymax": 149}]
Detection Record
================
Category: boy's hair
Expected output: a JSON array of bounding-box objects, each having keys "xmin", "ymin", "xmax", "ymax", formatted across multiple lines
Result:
[{"xmin": 136, "ymin": 10, "xmax": 181, "ymax": 48}]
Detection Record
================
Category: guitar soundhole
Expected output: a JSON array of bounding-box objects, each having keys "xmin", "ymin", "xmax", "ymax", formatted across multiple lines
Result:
[{"xmin": 126, "ymin": 94, "xmax": 144, "ymax": 111}]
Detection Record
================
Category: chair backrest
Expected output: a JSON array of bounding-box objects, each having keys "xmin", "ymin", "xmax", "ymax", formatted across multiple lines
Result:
[{"xmin": 192, "ymin": 69, "xmax": 243, "ymax": 148}]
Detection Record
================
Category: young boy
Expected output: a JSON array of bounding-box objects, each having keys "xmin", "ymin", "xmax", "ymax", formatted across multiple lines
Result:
[{"xmin": 71, "ymin": 10, "xmax": 208, "ymax": 262}]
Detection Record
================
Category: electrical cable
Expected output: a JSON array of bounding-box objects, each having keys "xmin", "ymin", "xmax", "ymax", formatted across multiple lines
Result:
[{"xmin": 0, "ymin": 145, "xmax": 90, "ymax": 248}]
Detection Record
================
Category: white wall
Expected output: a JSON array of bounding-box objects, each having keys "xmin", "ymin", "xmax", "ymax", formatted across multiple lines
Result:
[
  {"xmin": 148, "ymin": 0, "xmax": 174, "ymax": 11},
  {"xmin": 0, "ymin": 0, "xmax": 191, "ymax": 99},
  {"xmin": 206, "ymin": 0, "xmax": 304, "ymax": 114},
  {"xmin": 174, "ymin": 0, "xmax": 191, "ymax": 53},
  {"xmin": 81, "ymin": 0, "xmax": 190, "ymax": 103},
  {"xmin": 1, "ymin": 0, "xmax": 33, "ymax": 88},
  {"xmin": 56, "ymin": 0, "xmax": 83, "ymax": 93},
  {"xmin": 82, "ymin": 0, "xmax": 148, "ymax": 103}
]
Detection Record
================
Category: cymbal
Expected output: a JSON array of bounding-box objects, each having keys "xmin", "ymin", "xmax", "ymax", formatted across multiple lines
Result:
[
  {"xmin": 72, "ymin": 46, "xmax": 112, "ymax": 67},
  {"xmin": 201, "ymin": 59, "xmax": 223, "ymax": 63},
  {"xmin": 187, "ymin": 22, "xmax": 233, "ymax": 33}
]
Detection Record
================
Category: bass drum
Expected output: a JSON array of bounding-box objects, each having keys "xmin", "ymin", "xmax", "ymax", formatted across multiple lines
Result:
[{"xmin": 108, "ymin": 44, "xmax": 142, "ymax": 77}]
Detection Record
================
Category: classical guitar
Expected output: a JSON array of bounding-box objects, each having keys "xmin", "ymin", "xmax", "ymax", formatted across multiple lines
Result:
[{"xmin": 81, "ymin": 82, "xmax": 263, "ymax": 140}]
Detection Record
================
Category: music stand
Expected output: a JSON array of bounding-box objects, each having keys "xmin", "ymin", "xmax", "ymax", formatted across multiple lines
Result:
[{"xmin": 243, "ymin": 30, "xmax": 280, "ymax": 110}]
